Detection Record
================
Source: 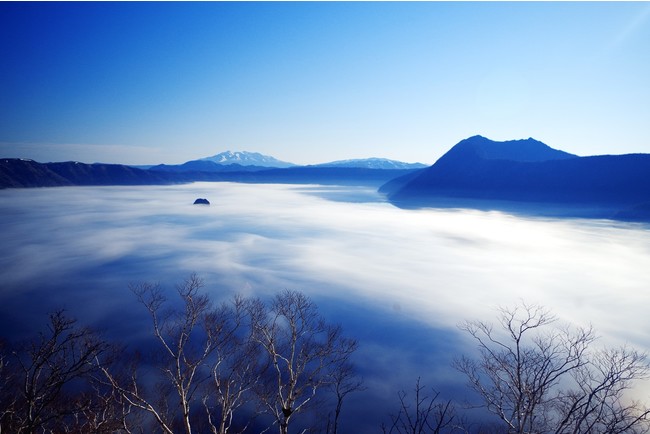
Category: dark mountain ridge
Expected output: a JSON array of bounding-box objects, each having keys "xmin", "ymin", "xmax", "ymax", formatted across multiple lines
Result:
[
  {"xmin": 0, "ymin": 159, "xmax": 172, "ymax": 188},
  {"xmin": 382, "ymin": 136, "xmax": 650, "ymax": 220},
  {"xmin": 380, "ymin": 136, "xmax": 577, "ymax": 196},
  {"xmin": 150, "ymin": 166, "xmax": 417, "ymax": 187},
  {"xmin": 0, "ymin": 159, "xmax": 416, "ymax": 189},
  {"xmin": 439, "ymin": 135, "xmax": 576, "ymax": 162},
  {"xmin": 0, "ymin": 159, "xmax": 72, "ymax": 188},
  {"xmin": 149, "ymin": 160, "xmax": 270, "ymax": 173},
  {"xmin": 5, "ymin": 136, "xmax": 650, "ymax": 222}
]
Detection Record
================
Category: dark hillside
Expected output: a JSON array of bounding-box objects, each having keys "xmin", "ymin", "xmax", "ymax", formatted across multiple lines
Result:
[
  {"xmin": 383, "ymin": 136, "xmax": 650, "ymax": 219},
  {"xmin": 1, "ymin": 159, "xmax": 172, "ymax": 188},
  {"xmin": 149, "ymin": 161, "xmax": 269, "ymax": 173},
  {"xmin": 1, "ymin": 159, "xmax": 73, "ymax": 188},
  {"xmin": 1, "ymin": 158, "xmax": 419, "ymax": 189},
  {"xmin": 47, "ymin": 162, "xmax": 173, "ymax": 185},
  {"xmin": 438, "ymin": 135, "xmax": 576, "ymax": 163}
]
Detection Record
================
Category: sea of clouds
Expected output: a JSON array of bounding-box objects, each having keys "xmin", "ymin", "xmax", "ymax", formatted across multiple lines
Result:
[{"xmin": 2, "ymin": 182, "xmax": 650, "ymax": 429}]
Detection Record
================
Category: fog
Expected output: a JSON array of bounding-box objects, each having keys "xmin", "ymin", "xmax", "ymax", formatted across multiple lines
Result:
[{"xmin": 2, "ymin": 182, "xmax": 650, "ymax": 429}]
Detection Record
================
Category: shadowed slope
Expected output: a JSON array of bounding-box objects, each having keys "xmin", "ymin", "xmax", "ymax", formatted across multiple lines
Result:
[{"xmin": 382, "ymin": 136, "xmax": 650, "ymax": 220}]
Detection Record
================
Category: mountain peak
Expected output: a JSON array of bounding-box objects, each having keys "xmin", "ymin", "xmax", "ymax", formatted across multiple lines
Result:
[
  {"xmin": 315, "ymin": 158, "xmax": 427, "ymax": 170},
  {"xmin": 443, "ymin": 136, "xmax": 576, "ymax": 163},
  {"xmin": 201, "ymin": 151, "xmax": 296, "ymax": 168}
]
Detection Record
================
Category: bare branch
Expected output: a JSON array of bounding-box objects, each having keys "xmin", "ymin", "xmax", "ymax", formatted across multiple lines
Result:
[
  {"xmin": 456, "ymin": 302, "xmax": 650, "ymax": 434},
  {"xmin": 382, "ymin": 378, "xmax": 457, "ymax": 434},
  {"xmin": 251, "ymin": 290, "xmax": 359, "ymax": 434}
]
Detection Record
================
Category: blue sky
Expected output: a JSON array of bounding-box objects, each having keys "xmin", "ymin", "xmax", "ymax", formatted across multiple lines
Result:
[{"xmin": 1, "ymin": 2, "xmax": 649, "ymax": 165}]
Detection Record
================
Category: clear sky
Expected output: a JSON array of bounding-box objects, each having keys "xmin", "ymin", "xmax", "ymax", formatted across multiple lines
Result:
[{"xmin": 1, "ymin": 2, "xmax": 649, "ymax": 165}]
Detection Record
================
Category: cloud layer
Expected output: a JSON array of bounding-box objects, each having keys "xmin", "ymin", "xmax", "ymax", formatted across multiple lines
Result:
[
  {"xmin": 2, "ymin": 182, "xmax": 650, "ymax": 428},
  {"xmin": 3, "ymin": 182, "xmax": 650, "ymax": 339}
]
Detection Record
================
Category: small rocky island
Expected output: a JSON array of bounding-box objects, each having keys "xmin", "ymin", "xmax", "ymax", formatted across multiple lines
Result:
[{"xmin": 193, "ymin": 198, "xmax": 210, "ymax": 205}]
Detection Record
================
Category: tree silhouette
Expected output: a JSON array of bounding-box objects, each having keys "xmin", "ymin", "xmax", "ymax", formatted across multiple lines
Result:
[
  {"xmin": 455, "ymin": 302, "xmax": 650, "ymax": 434},
  {"xmin": 381, "ymin": 377, "xmax": 458, "ymax": 434},
  {"xmin": 250, "ymin": 290, "xmax": 359, "ymax": 434},
  {"xmin": 2, "ymin": 311, "xmax": 109, "ymax": 433}
]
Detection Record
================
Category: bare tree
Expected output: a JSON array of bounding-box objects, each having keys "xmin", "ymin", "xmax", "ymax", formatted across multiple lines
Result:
[
  {"xmin": 455, "ymin": 302, "xmax": 650, "ymax": 434},
  {"xmin": 325, "ymin": 359, "xmax": 364, "ymax": 434},
  {"xmin": 100, "ymin": 275, "xmax": 264, "ymax": 434},
  {"xmin": 1, "ymin": 311, "xmax": 109, "ymax": 434},
  {"xmin": 554, "ymin": 346, "xmax": 650, "ymax": 434},
  {"xmin": 61, "ymin": 380, "xmax": 141, "ymax": 434},
  {"xmin": 0, "ymin": 339, "xmax": 15, "ymax": 434},
  {"xmin": 381, "ymin": 377, "xmax": 458, "ymax": 434},
  {"xmin": 250, "ymin": 290, "xmax": 359, "ymax": 434},
  {"xmin": 100, "ymin": 274, "xmax": 216, "ymax": 434},
  {"xmin": 202, "ymin": 295, "xmax": 263, "ymax": 434}
]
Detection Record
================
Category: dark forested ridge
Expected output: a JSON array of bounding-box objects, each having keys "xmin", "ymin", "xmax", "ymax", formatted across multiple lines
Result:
[
  {"xmin": 0, "ymin": 158, "xmax": 74, "ymax": 188},
  {"xmin": 5, "ymin": 135, "xmax": 650, "ymax": 221},
  {"xmin": 0, "ymin": 158, "xmax": 417, "ymax": 189},
  {"xmin": 0, "ymin": 159, "xmax": 173, "ymax": 188},
  {"xmin": 381, "ymin": 136, "xmax": 650, "ymax": 221}
]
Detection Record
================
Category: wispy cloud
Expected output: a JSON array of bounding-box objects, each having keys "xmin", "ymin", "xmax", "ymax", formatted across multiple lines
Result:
[
  {"xmin": 2, "ymin": 183, "xmax": 649, "ymax": 345},
  {"xmin": 2, "ymin": 183, "xmax": 650, "ymax": 423}
]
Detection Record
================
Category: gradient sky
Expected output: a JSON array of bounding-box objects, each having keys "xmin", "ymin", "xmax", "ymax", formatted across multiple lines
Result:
[{"xmin": 1, "ymin": 2, "xmax": 649, "ymax": 165}]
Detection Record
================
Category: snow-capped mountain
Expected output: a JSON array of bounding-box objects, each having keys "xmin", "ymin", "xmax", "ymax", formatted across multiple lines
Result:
[
  {"xmin": 200, "ymin": 151, "xmax": 296, "ymax": 168},
  {"xmin": 315, "ymin": 158, "xmax": 427, "ymax": 170}
]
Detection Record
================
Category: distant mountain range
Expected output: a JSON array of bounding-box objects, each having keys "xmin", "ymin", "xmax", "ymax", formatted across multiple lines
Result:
[
  {"xmin": 0, "ymin": 158, "xmax": 417, "ymax": 189},
  {"xmin": 4, "ymin": 138, "xmax": 650, "ymax": 221},
  {"xmin": 0, "ymin": 158, "xmax": 169, "ymax": 188},
  {"xmin": 313, "ymin": 158, "xmax": 426, "ymax": 170},
  {"xmin": 380, "ymin": 135, "xmax": 650, "ymax": 221},
  {"xmin": 200, "ymin": 151, "xmax": 296, "ymax": 168},
  {"xmin": 149, "ymin": 151, "xmax": 426, "ymax": 172}
]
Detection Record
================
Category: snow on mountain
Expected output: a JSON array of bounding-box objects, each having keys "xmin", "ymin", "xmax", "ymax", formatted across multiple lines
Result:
[
  {"xmin": 315, "ymin": 158, "xmax": 427, "ymax": 170},
  {"xmin": 199, "ymin": 151, "xmax": 425, "ymax": 169},
  {"xmin": 201, "ymin": 151, "xmax": 296, "ymax": 168}
]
